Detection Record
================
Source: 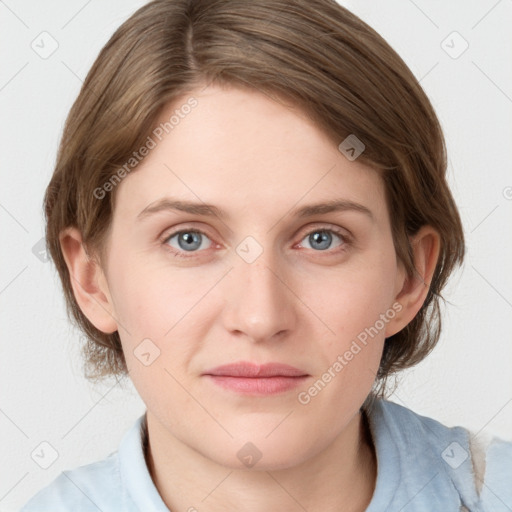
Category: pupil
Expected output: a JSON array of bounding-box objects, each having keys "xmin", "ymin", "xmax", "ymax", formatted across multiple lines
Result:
[
  {"xmin": 180, "ymin": 232, "xmax": 200, "ymax": 251},
  {"xmin": 311, "ymin": 231, "xmax": 331, "ymax": 250}
]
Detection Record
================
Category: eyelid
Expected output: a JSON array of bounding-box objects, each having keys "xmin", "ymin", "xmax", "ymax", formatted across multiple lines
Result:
[
  {"xmin": 160, "ymin": 225, "xmax": 216, "ymax": 249},
  {"xmin": 296, "ymin": 222, "xmax": 353, "ymax": 243}
]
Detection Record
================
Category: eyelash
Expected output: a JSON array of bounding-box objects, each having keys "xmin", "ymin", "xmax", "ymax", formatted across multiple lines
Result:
[{"xmin": 160, "ymin": 225, "xmax": 352, "ymax": 259}]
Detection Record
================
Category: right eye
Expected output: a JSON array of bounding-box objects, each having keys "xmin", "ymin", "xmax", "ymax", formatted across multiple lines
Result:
[{"xmin": 162, "ymin": 229, "xmax": 214, "ymax": 258}]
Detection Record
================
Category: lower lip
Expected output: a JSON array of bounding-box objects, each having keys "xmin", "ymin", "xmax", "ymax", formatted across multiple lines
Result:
[{"xmin": 204, "ymin": 375, "xmax": 309, "ymax": 395}]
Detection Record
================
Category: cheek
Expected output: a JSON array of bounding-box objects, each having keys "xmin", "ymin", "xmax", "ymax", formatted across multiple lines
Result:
[
  {"xmin": 107, "ymin": 251, "xmax": 196, "ymax": 335},
  {"xmin": 307, "ymin": 247, "xmax": 398, "ymax": 379},
  {"xmin": 318, "ymin": 250, "xmax": 397, "ymax": 333},
  {"xmin": 111, "ymin": 264, "xmax": 200, "ymax": 412},
  {"xmin": 296, "ymin": 265, "xmax": 393, "ymax": 416},
  {"xmin": 108, "ymin": 255, "xmax": 220, "ymax": 377}
]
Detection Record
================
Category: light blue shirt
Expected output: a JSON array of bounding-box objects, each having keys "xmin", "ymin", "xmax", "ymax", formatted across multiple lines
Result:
[{"xmin": 20, "ymin": 399, "xmax": 512, "ymax": 511}]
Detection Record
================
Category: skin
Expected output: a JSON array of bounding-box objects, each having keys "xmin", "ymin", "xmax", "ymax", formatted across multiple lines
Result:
[{"xmin": 60, "ymin": 83, "xmax": 440, "ymax": 511}]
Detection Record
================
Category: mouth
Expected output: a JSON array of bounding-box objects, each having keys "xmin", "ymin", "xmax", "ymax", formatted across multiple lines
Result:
[{"xmin": 202, "ymin": 361, "xmax": 310, "ymax": 395}]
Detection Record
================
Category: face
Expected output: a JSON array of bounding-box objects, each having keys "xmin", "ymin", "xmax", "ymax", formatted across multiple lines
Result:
[{"xmin": 100, "ymin": 83, "xmax": 405, "ymax": 470}]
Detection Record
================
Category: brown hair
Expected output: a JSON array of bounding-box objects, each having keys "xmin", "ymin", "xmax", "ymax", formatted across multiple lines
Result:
[{"xmin": 44, "ymin": 0, "xmax": 465, "ymax": 402}]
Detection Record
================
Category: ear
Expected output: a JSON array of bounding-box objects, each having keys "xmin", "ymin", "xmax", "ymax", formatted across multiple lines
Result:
[
  {"xmin": 385, "ymin": 225, "xmax": 441, "ymax": 338},
  {"xmin": 59, "ymin": 227, "xmax": 118, "ymax": 334}
]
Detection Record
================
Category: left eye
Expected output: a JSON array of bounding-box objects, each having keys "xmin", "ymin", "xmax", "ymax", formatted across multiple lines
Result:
[
  {"xmin": 299, "ymin": 229, "xmax": 347, "ymax": 251},
  {"xmin": 164, "ymin": 230, "xmax": 212, "ymax": 253}
]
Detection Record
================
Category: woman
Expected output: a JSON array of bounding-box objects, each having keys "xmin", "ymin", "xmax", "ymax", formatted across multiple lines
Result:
[{"xmin": 21, "ymin": 0, "xmax": 512, "ymax": 510}]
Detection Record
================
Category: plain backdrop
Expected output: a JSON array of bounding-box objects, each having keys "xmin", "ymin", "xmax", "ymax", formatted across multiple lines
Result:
[{"xmin": 1, "ymin": 0, "xmax": 511, "ymax": 510}]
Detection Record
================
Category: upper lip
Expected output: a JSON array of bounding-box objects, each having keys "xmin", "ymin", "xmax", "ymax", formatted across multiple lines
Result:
[{"xmin": 203, "ymin": 361, "xmax": 308, "ymax": 378}]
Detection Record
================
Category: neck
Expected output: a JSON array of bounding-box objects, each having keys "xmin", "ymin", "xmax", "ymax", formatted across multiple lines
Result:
[{"xmin": 143, "ymin": 408, "xmax": 377, "ymax": 512}]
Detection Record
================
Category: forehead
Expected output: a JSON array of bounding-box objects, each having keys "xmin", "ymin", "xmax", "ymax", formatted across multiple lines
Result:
[{"xmin": 112, "ymin": 84, "xmax": 387, "ymax": 223}]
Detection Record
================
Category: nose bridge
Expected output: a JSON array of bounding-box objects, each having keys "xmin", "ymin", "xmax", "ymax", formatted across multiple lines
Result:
[{"xmin": 222, "ymin": 245, "xmax": 295, "ymax": 341}]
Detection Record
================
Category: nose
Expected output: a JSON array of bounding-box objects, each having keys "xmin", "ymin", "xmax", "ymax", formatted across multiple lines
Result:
[{"xmin": 220, "ymin": 249, "xmax": 297, "ymax": 343}]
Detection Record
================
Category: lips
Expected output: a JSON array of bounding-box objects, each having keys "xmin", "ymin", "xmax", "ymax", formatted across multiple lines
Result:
[
  {"xmin": 202, "ymin": 361, "xmax": 309, "ymax": 378},
  {"xmin": 203, "ymin": 362, "xmax": 310, "ymax": 395}
]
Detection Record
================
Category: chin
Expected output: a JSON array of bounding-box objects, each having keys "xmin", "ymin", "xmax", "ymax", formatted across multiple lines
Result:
[{"xmin": 199, "ymin": 432, "xmax": 317, "ymax": 472}]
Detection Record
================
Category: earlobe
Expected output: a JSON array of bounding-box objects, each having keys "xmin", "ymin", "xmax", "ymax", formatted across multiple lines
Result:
[
  {"xmin": 59, "ymin": 227, "xmax": 118, "ymax": 334},
  {"xmin": 385, "ymin": 226, "xmax": 441, "ymax": 338}
]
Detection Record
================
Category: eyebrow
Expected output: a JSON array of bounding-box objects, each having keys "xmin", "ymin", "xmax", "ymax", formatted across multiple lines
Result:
[{"xmin": 137, "ymin": 197, "xmax": 374, "ymax": 222}]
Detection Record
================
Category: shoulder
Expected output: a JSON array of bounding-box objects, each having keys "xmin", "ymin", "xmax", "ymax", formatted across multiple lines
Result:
[
  {"xmin": 370, "ymin": 399, "xmax": 512, "ymax": 511},
  {"xmin": 19, "ymin": 451, "xmax": 127, "ymax": 512},
  {"xmin": 475, "ymin": 432, "xmax": 512, "ymax": 510},
  {"xmin": 19, "ymin": 414, "xmax": 155, "ymax": 512}
]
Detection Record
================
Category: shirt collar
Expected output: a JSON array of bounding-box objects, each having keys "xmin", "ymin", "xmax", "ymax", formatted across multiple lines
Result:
[
  {"xmin": 118, "ymin": 411, "xmax": 170, "ymax": 511},
  {"xmin": 363, "ymin": 399, "xmax": 402, "ymax": 510},
  {"xmin": 118, "ymin": 405, "xmax": 398, "ymax": 511}
]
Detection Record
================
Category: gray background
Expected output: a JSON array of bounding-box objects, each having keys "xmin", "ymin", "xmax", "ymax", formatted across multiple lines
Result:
[{"xmin": 1, "ymin": 0, "xmax": 511, "ymax": 510}]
